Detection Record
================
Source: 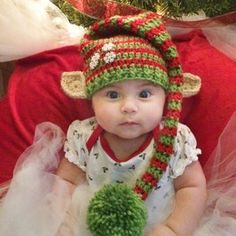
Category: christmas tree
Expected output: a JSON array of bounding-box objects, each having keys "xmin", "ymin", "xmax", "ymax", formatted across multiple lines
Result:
[{"xmin": 54, "ymin": 0, "xmax": 236, "ymax": 26}]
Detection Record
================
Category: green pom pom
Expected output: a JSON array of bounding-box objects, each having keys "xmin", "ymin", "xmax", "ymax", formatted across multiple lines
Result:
[{"xmin": 87, "ymin": 183, "xmax": 147, "ymax": 236}]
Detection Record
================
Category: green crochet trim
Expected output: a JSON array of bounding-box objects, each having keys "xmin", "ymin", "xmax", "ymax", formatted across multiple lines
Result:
[
  {"xmin": 138, "ymin": 23, "xmax": 160, "ymax": 37},
  {"xmin": 153, "ymin": 33, "xmax": 170, "ymax": 45},
  {"xmin": 86, "ymin": 66, "xmax": 168, "ymax": 97},
  {"xmin": 147, "ymin": 166, "xmax": 164, "ymax": 179},
  {"xmin": 169, "ymin": 84, "xmax": 183, "ymax": 93},
  {"xmin": 143, "ymin": 19, "xmax": 161, "ymax": 31},
  {"xmin": 167, "ymin": 101, "xmax": 182, "ymax": 110},
  {"xmin": 136, "ymin": 179, "xmax": 153, "ymax": 193},
  {"xmin": 168, "ymin": 66, "xmax": 182, "ymax": 77},
  {"xmin": 160, "ymin": 135, "xmax": 174, "ymax": 145},
  {"xmin": 165, "ymin": 46, "xmax": 178, "ymax": 59},
  {"xmin": 164, "ymin": 117, "xmax": 179, "ymax": 127},
  {"xmin": 154, "ymin": 152, "xmax": 171, "ymax": 163}
]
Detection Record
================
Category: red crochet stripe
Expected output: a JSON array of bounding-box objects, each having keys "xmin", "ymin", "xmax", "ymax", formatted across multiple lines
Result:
[
  {"xmin": 91, "ymin": 21, "xmax": 100, "ymax": 32},
  {"xmin": 116, "ymin": 15, "xmax": 140, "ymax": 28},
  {"xmin": 167, "ymin": 57, "xmax": 182, "ymax": 68},
  {"xmin": 86, "ymin": 58, "xmax": 167, "ymax": 82},
  {"xmin": 160, "ymin": 39, "xmax": 175, "ymax": 52},
  {"xmin": 104, "ymin": 17, "xmax": 111, "ymax": 27},
  {"xmin": 145, "ymin": 26, "xmax": 166, "ymax": 42},
  {"xmin": 165, "ymin": 109, "xmax": 181, "ymax": 119},
  {"xmin": 133, "ymin": 186, "xmax": 148, "ymax": 200},
  {"xmin": 168, "ymin": 92, "xmax": 183, "ymax": 101},
  {"xmin": 150, "ymin": 157, "xmax": 168, "ymax": 171},
  {"xmin": 91, "ymin": 17, "xmax": 113, "ymax": 33},
  {"xmin": 141, "ymin": 172, "xmax": 158, "ymax": 187},
  {"xmin": 129, "ymin": 12, "xmax": 163, "ymax": 37},
  {"xmin": 82, "ymin": 33, "xmax": 91, "ymax": 40},
  {"xmin": 169, "ymin": 77, "xmax": 184, "ymax": 85},
  {"xmin": 156, "ymin": 142, "xmax": 174, "ymax": 155},
  {"xmin": 161, "ymin": 126, "xmax": 178, "ymax": 136},
  {"xmin": 145, "ymin": 11, "xmax": 158, "ymax": 19},
  {"xmin": 131, "ymin": 15, "xmax": 154, "ymax": 33}
]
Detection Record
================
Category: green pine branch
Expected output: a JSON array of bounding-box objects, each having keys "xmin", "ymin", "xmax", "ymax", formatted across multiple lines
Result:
[{"xmin": 53, "ymin": 0, "xmax": 96, "ymax": 27}]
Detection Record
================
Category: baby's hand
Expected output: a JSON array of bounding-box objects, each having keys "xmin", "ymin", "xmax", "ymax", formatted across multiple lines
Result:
[{"xmin": 146, "ymin": 224, "xmax": 176, "ymax": 236}]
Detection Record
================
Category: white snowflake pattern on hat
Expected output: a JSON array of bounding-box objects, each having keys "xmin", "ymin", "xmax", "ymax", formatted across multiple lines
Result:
[
  {"xmin": 89, "ymin": 52, "xmax": 100, "ymax": 70},
  {"xmin": 89, "ymin": 43, "xmax": 116, "ymax": 70}
]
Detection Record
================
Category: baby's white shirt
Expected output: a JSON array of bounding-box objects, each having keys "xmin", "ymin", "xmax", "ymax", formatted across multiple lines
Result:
[{"xmin": 64, "ymin": 117, "xmax": 201, "ymax": 228}]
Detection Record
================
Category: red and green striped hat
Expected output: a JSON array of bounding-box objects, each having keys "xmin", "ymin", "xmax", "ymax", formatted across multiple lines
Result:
[
  {"xmin": 81, "ymin": 34, "xmax": 170, "ymax": 97},
  {"xmin": 81, "ymin": 11, "xmax": 183, "ymax": 200}
]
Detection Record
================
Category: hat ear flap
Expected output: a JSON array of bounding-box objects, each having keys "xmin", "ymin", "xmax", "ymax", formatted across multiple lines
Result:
[
  {"xmin": 61, "ymin": 71, "xmax": 87, "ymax": 99},
  {"xmin": 182, "ymin": 72, "xmax": 201, "ymax": 97}
]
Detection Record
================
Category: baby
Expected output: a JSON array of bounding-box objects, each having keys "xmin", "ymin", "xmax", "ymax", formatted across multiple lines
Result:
[{"xmin": 58, "ymin": 11, "xmax": 206, "ymax": 236}]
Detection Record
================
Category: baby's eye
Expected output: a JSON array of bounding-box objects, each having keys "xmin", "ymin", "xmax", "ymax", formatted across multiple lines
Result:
[
  {"xmin": 139, "ymin": 90, "xmax": 151, "ymax": 98},
  {"xmin": 106, "ymin": 91, "xmax": 119, "ymax": 99}
]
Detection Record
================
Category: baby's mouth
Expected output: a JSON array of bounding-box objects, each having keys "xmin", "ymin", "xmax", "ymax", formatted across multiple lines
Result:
[{"xmin": 120, "ymin": 121, "xmax": 138, "ymax": 126}]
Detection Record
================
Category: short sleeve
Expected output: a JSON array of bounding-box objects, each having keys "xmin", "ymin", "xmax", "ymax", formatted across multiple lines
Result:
[
  {"xmin": 169, "ymin": 123, "xmax": 201, "ymax": 178},
  {"xmin": 64, "ymin": 120, "xmax": 88, "ymax": 171}
]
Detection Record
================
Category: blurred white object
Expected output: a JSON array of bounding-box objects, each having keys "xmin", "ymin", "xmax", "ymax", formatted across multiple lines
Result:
[{"xmin": 0, "ymin": 0, "xmax": 86, "ymax": 62}]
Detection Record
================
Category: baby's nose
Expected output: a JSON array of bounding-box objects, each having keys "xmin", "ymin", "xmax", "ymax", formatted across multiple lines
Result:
[{"xmin": 120, "ymin": 98, "xmax": 138, "ymax": 113}]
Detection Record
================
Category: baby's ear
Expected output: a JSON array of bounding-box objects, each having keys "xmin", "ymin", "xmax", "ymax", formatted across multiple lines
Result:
[
  {"xmin": 182, "ymin": 72, "xmax": 201, "ymax": 97},
  {"xmin": 61, "ymin": 71, "xmax": 87, "ymax": 99}
]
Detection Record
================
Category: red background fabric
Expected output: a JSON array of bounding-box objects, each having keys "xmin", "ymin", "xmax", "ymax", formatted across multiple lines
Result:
[{"xmin": 1, "ymin": 31, "xmax": 236, "ymax": 183}]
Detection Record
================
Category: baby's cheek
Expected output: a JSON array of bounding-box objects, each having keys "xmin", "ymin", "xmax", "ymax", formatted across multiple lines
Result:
[
  {"xmin": 146, "ymin": 115, "xmax": 162, "ymax": 130},
  {"xmin": 95, "ymin": 108, "xmax": 116, "ymax": 126}
]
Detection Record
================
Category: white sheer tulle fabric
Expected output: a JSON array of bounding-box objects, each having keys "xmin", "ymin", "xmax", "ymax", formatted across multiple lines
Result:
[
  {"xmin": 0, "ymin": 0, "xmax": 86, "ymax": 62},
  {"xmin": 0, "ymin": 123, "xmax": 74, "ymax": 236},
  {"xmin": 168, "ymin": 22, "xmax": 236, "ymax": 63},
  {"xmin": 0, "ymin": 113, "xmax": 236, "ymax": 235},
  {"xmin": 166, "ymin": 10, "xmax": 236, "ymax": 63},
  {"xmin": 194, "ymin": 112, "xmax": 236, "ymax": 236},
  {"xmin": 202, "ymin": 24, "xmax": 236, "ymax": 62}
]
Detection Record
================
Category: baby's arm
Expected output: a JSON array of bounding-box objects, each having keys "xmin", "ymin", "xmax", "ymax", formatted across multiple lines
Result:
[
  {"xmin": 56, "ymin": 157, "xmax": 86, "ymax": 189},
  {"xmin": 148, "ymin": 160, "xmax": 207, "ymax": 236}
]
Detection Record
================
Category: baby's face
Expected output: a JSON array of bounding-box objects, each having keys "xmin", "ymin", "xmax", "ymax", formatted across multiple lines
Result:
[{"xmin": 92, "ymin": 80, "xmax": 166, "ymax": 140}]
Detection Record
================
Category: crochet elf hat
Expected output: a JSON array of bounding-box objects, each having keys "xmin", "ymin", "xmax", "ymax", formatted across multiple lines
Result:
[{"xmin": 61, "ymin": 11, "xmax": 201, "ymax": 236}]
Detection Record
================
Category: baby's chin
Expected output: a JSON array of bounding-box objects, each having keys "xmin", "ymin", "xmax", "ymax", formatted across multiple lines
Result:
[{"xmin": 108, "ymin": 130, "xmax": 150, "ymax": 141}]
